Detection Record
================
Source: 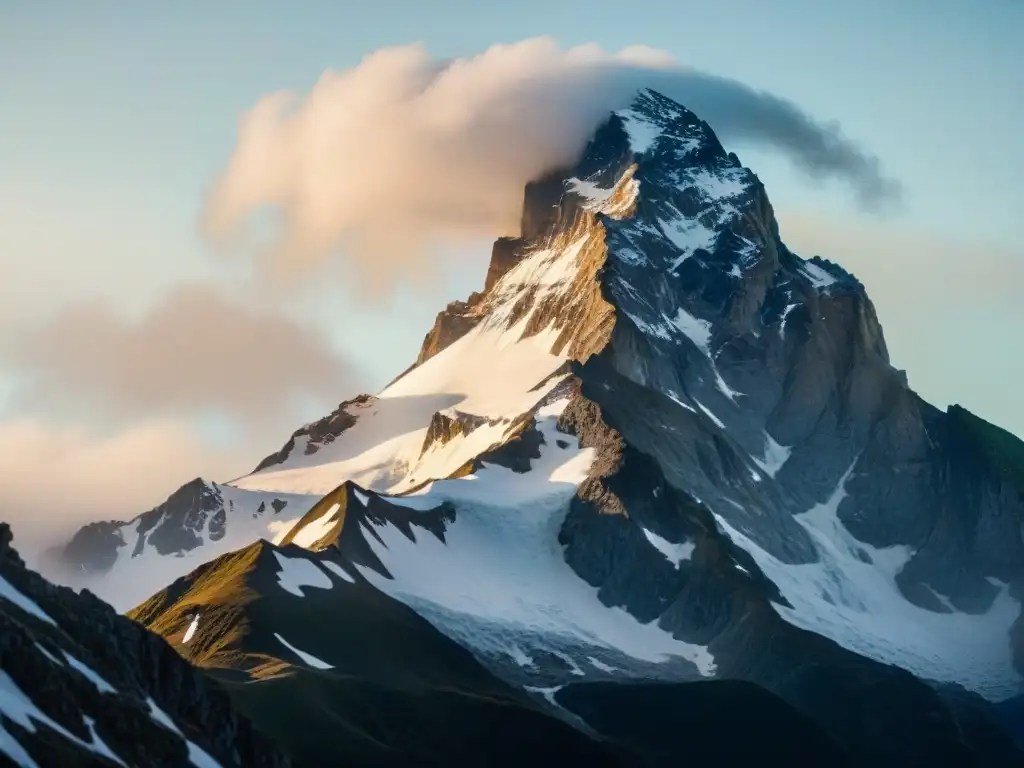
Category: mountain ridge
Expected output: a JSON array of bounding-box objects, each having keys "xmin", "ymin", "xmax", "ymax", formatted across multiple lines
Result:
[{"xmin": 128, "ymin": 526, "xmax": 861, "ymax": 766}]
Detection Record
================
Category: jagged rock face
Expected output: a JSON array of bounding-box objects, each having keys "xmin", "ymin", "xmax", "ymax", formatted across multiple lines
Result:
[
  {"xmin": 414, "ymin": 293, "xmax": 485, "ymax": 366},
  {"xmin": 0, "ymin": 523, "xmax": 289, "ymax": 767},
  {"xmin": 421, "ymin": 410, "xmax": 503, "ymax": 452},
  {"xmin": 562, "ymin": 91, "xmax": 1024, "ymax": 699},
  {"xmin": 253, "ymin": 394, "xmax": 376, "ymax": 472},
  {"xmin": 54, "ymin": 478, "xmax": 222, "ymax": 577}
]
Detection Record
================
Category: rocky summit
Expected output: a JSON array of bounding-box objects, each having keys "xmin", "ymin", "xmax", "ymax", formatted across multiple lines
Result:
[{"xmin": 38, "ymin": 89, "xmax": 1024, "ymax": 766}]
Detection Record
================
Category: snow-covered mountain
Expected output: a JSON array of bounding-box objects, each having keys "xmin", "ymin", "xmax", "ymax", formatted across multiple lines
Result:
[
  {"xmin": 48, "ymin": 88, "xmax": 1024, "ymax": 764},
  {"xmin": 43, "ymin": 478, "xmax": 320, "ymax": 611}
]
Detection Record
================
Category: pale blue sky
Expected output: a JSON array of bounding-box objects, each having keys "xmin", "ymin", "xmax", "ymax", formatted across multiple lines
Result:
[{"xmin": 1, "ymin": 0, "xmax": 1021, "ymax": 458}]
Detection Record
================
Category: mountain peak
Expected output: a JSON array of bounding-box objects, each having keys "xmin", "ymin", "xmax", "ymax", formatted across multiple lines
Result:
[{"xmin": 617, "ymin": 88, "xmax": 725, "ymax": 158}]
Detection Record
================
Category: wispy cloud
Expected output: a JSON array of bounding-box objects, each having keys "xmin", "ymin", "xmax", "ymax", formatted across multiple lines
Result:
[
  {"xmin": 203, "ymin": 37, "xmax": 900, "ymax": 294},
  {"xmin": 1, "ymin": 283, "xmax": 359, "ymax": 432}
]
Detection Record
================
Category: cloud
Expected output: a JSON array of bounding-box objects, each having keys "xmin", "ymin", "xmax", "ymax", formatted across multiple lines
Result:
[
  {"xmin": 1, "ymin": 284, "xmax": 358, "ymax": 431},
  {"xmin": 203, "ymin": 37, "xmax": 900, "ymax": 295},
  {"xmin": 0, "ymin": 418, "xmax": 253, "ymax": 562}
]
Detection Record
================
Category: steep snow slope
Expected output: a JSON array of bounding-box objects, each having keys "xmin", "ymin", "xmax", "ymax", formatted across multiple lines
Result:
[
  {"xmin": 235, "ymin": 166, "xmax": 643, "ymax": 498},
  {"xmin": 715, "ymin": 471, "xmax": 1021, "ymax": 702},
  {"xmin": 235, "ymin": 319, "xmax": 570, "ymax": 496},
  {"xmin": 348, "ymin": 398, "xmax": 716, "ymax": 684}
]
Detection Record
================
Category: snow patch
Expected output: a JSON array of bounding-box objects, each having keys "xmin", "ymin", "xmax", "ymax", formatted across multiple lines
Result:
[
  {"xmin": 664, "ymin": 390, "xmax": 696, "ymax": 413},
  {"xmin": 505, "ymin": 645, "xmax": 535, "ymax": 668},
  {"xmin": 669, "ymin": 307, "xmax": 712, "ymax": 354},
  {"xmin": 688, "ymin": 168, "xmax": 748, "ymax": 201},
  {"xmin": 0, "ymin": 574, "xmax": 56, "ymax": 627},
  {"xmin": 185, "ymin": 741, "xmax": 224, "ymax": 768},
  {"xmin": 624, "ymin": 310, "xmax": 673, "ymax": 341},
  {"xmin": 62, "ymin": 652, "xmax": 116, "ymax": 695},
  {"xmin": 272, "ymin": 551, "xmax": 332, "ymax": 597},
  {"xmin": 662, "ymin": 213, "xmax": 717, "ymax": 269},
  {"xmin": 587, "ymin": 657, "xmax": 618, "ymax": 673},
  {"xmin": 616, "ymin": 108, "xmax": 662, "ymax": 153},
  {"xmin": 751, "ymin": 434, "xmax": 792, "ymax": 479},
  {"xmin": 182, "ymin": 614, "xmax": 200, "ymax": 644},
  {"xmin": 321, "ymin": 559, "xmax": 355, "ymax": 584},
  {"xmin": 525, "ymin": 684, "xmax": 565, "ymax": 709},
  {"xmin": 0, "ymin": 670, "xmax": 127, "ymax": 767},
  {"xmin": 800, "ymin": 261, "xmax": 837, "ymax": 289},
  {"xmin": 779, "ymin": 303, "xmax": 798, "ymax": 338},
  {"xmin": 925, "ymin": 585, "xmax": 958, "ymax": 612},
  {"xmin": 82, "ymin": 717, "xmax": 127, "ymax": 767},
  {"xmin": 274, "ymin": 632, "xmax": 334, "ymax": 669},
  {"xmin": 147, "ymin": 697, "xmax": 181, "ymax": 735},
  {"xmin": 642, "ymin": 529, "xmax": 695, "ymax": 568},
  {"xmin": 290, "ymin": 503, "xmax": 341, "ymax": 549},
  {"xmin": 550, "ymin": 649, "xmax": 585, "ymax": 676},
  {"xmin": 33, "ymin": 643, "xmax": 61, "ymax": 666},
  {"xmin": 712, "ymin": 369, "xmax": 741, "ymax": 402},
  {"xmin": 694, "ymin": 400, "xmax": 725, "ymax": 429},
  {"xmin": 567, "ymin": 167, "xmax": 640, "ymax": 219}
]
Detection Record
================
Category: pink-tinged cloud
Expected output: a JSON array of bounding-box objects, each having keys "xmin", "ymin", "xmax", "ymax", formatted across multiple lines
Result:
[
  {"xmin": 203, "ymin": 37, "xmax": 898, "ymax": 294},
  {"xmin": 2, "ymin": 283, "xmax": 359, "ymax": 429}
]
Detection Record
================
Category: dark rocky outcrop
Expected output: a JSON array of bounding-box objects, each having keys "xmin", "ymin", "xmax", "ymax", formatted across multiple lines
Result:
[
  {"xmin": 54, "ymin": 478, "xmax": 222, "ymax": 577},
  {"xmin": 414, "ymin": 292, "xmax": 486, "ymax": 367},
  {"xmin": 420, "ymin": 409, "xmax": 504, "ymax": 454},
  {"xmin": 47, "ymin": 478, "xmax": 295, "ymax": 582},
  {"xmin": 252, "ymin": 393, "xmax": 376, "ymax": 473},
  {"xmin": 0, "ymin": 523, "xmax": 290, "ymax": 767}
]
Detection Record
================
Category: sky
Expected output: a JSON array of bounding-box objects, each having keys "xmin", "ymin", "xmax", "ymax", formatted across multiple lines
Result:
[{"xmin": 1, "ymin": 0, "xmax": 1022, "ymax": 552}]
